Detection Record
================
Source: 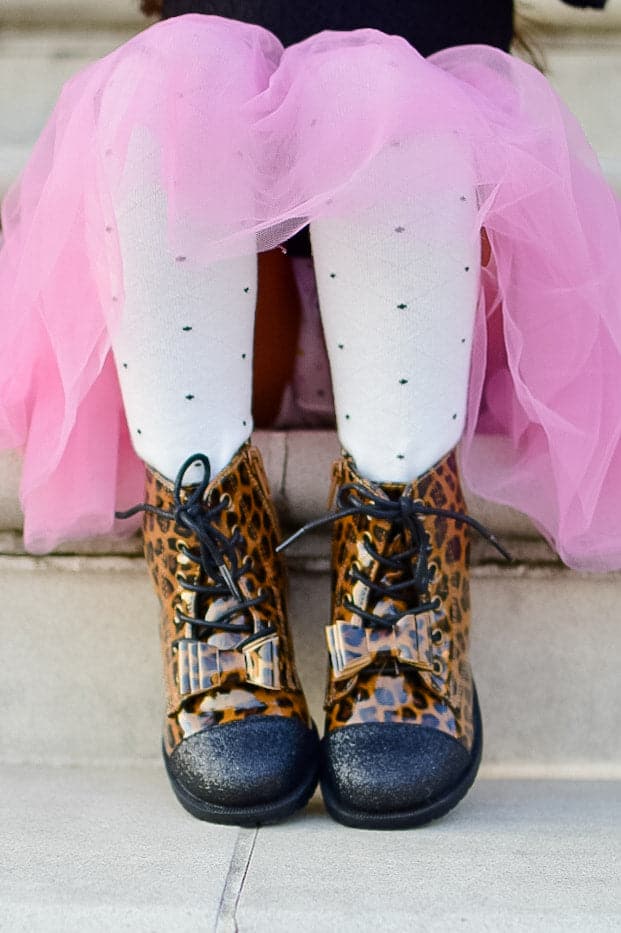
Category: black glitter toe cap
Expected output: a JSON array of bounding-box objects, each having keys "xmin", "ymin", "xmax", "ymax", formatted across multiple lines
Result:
[
  {"xmin": 322, "ymin": 722, "xmax": 471, "ymax": 814},
  {"xmin": 167, "ymin": 716, "xmax": 319, "ymax": 809}
]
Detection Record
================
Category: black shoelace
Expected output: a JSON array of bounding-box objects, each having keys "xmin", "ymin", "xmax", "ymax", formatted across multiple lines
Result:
[
  {"xmin": 278, "ymin": 480, "xmax": 512, "ymax": 632},
  {"xmin": 116, "ymin": 454, "xmax": 273, "ymax": 648}
]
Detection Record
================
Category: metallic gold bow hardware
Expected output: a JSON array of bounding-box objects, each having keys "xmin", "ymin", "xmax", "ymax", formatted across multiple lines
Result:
[
  {"xmin": 326, "ymin": 612, "xmax": 450, "ymax": 694},
  {"xmin": 240, "ymin": 630, "xmax": 282, "ymax": 690},
  {"xmin": 175, "ymin": 630, "xmax": 281, "ymax": 700}
]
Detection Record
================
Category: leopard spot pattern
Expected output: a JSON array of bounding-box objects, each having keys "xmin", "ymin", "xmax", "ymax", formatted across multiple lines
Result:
[
  {"xmin": 325, "ymin": 450, "xmax": 474, "ymax": 750},
  {"xmin": 142, "ymin": 444, "xmax": 311, "ymax": 756}
]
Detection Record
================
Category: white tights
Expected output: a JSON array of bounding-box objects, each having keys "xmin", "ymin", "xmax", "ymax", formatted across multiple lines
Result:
[
  {"xmin": 111, "ymin": 140, "xmax": 479, "ymax": 485},
  {"xmin": 311, "ymin": 138, "xmax": 479, "ymax": 482}
]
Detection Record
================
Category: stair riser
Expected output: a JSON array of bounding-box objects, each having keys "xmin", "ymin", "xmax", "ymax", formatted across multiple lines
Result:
[{"xmin": 1, "ymin": 555, "xmax": 619, "ymax": 772}]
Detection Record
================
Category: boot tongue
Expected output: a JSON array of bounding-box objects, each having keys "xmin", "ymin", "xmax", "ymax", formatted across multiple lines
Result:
[
  {"xmin": 379, "ymin": 481, "xmax": 407, "ymax": 503},
  {"xmin": 338, "ymin": 459, "xmax": 426, "ymax": 622},
  {"xmin": 340, "ymin": 455, "xmax": 405, "ymax": 503}
]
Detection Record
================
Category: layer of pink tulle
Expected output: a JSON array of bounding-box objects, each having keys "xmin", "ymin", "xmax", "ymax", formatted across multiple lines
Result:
[{"xmin": 1, "ymin": 15, "xmax": 621, "ymax": 568}]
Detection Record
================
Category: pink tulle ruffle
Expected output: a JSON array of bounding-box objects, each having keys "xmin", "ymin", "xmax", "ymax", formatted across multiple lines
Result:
[{"xmin": 1, "ymin": 15, "xmax": 621, "ymax": 568}]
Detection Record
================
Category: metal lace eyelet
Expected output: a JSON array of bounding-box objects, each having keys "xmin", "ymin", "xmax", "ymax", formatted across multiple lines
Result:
[
  {"xmin": 433, "ymin": 660, "xmax": 443, "ymax": 674},
  {"xmin": 431, "ymin": 628, "xmax": 443, "ymax": 645},
  {"xmin": 431, "ymin": 596, "xmax": 442, "ymax": 612},
  {"xmin": 347, "ymin": 559, "xmax": 361, "ymax": 582},
  {"xmin": 428, "ymin": 562, "xmax": 437, "ymax": 581},
  {"xmin": 221, "ymin": 493, "xmax": 232, "ymax": 508}
]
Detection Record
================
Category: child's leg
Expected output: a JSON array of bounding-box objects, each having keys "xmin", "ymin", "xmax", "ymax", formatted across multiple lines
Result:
[
  {"xmin": 97, "ymin": 18, "xmax": 318, "ymax": 825},
  {"xmin": 309, "ymin": 133, "xmax": 483, "ymax": 829},
  {"xmin": 310, "ymin": 135, "xmax": 478, "ymax": 482},
  {"xmin": 101, "ymin": 17, "xmax": 272, "ymax": 485},
  {"xmin": 111, "ymin": 149, "xmax": 256, "ymax": 485}
]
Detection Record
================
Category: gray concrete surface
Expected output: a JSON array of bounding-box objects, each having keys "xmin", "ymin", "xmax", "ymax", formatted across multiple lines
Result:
[
  {"xmin": 239, "ymin": 780, "xmax": 621, "ymax": 932},
  {"xmin": 1, "ymin": 766, "xmax": 619, "ymax": 932},
  {"xmin": 0, "ymin": 764, "xmax": 239, "ymax": 932}
]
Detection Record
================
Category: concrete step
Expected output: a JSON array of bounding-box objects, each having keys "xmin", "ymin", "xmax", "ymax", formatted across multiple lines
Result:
[
  {"xmin": 528, "ymin": 0, "xmax": 621, "ymax": 31},
  {"xmin": 2, "ymin": 1, "xmax": 149, "ymax": 29},
  {"xmin": 1, "ymin": 764, "xmax": 619, "ymax": 932},
  {"xmin": 1, "ymin": 535, "xmax": 620, "ymax": 774}
]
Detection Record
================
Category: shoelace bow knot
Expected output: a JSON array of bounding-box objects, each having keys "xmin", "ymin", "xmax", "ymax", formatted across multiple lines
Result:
[
  {"xmin": 278, "ymin": 479, "xmax": 512, "ymax": 632},
  {"xmin": 279, "ymin": 478, "xmax": 511, "ymax": 699},
  {"xmin": 116, "ymin": 454, "xmax": 273, "ymax": 649}
]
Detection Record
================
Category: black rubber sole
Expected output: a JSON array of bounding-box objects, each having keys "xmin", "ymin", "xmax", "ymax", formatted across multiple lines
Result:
[
  {"xmin": 162, "ymin": 729, "xmax": 320, "ymax": 827},
  {"xmin": 320, "ymin": 692, "xmax": 483, "ymax": 830}
]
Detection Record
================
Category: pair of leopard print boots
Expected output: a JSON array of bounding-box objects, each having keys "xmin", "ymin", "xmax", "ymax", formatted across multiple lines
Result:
[{"xmin": 132, "ymin": 441, "xmax": 492, "ymax": 829}]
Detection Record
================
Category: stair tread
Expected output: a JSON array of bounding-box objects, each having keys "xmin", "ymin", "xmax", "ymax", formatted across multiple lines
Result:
[{"xmin": 1, "ymin": 764, "xmax": 619, "ymax": 932}]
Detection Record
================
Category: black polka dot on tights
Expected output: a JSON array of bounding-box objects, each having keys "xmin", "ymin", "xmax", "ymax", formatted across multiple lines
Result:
[
  {"xmin": 399, "ymin": 378, "xmax": 408, "ymax": 385},
  {"xmin": 345, "ymin": 414, "xmax": 350, "ymax": 420},
  {"xmin": 122, "ymin": 363, "xmax": 128, "ymax": 369},
  {"xmin": 460, "ymin": 196, "xmax": 467, "ymax": 202},
  {"xmin": 175, "ymin": 256, "xmax": 187, "ymax": 263},
  {"xmin": 185, "ymin": 394, "xmax": 195, "ymax": 400},
  {"xmin": 394, "ymin": 226, "xmax": 405, "ymax": 233},
  {"xmin": 243, "ymin": 420, "xmax": 247, "ymax": 427},
  {"xmin": 330, "ymin": 273, "xmax": 336, "ymax": 279},
  {"xmin": 137, "ymin": 429, "xmax": 142, "ymax": 435},
  {"xmin": 397, "ymin": 303, "xmax": 407, "ymax": 310},
  {"xmin": 397, "ymin": 454, "xmax": 405, "ymax": 460},
  {"xmin": 452, "ymin": 413, "xmax": 458, "ymax": 420},
  {"xmin": 464, "ymin": 266, "xmax": 470, "ymax": 272},
  {"xmin": 244, "ymin": 286, "xmax": 250, "ymax": 293},
  {"xmin": 242, "ymin": 353, "xmax": 247, "ymax": 359},
  {"xmin": 338, "ymin": 344, "xmax": 344, "ymax": 349},
  {"xmin": 182, "ymin": 326, "xmax": 192, "ymax": 332}
]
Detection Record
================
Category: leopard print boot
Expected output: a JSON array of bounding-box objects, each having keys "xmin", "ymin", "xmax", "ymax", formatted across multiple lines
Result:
[
  {"xmin": 319, "ymin": 449, "xmax": 491, "ymax": 829},
  {"xmin": 131, "ymin": 442, "xmax": 319, "ymax": 825}
]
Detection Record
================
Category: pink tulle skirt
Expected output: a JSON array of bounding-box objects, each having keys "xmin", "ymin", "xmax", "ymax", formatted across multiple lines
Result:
[{"xmin": 1, "ymin": 15, "xmax": 621, "ymax": 568}]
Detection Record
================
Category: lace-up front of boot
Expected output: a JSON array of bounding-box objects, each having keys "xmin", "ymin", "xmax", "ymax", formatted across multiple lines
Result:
[
  {"xmin": 325, "ymin": 451, "xmax": 476, "ymax": 744},
  {"xmin": 123, "ymin": 443, "xmax": 318, "ymax": 824}
]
